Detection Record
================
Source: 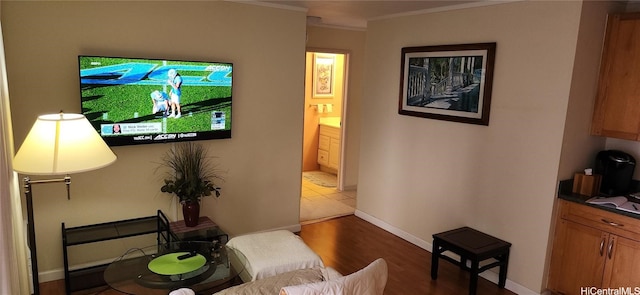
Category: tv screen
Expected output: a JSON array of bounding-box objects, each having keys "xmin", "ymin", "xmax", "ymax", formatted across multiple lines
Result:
[{"xmin": 78, "ymin": 55, "xmax": 232, "ymax": 146}]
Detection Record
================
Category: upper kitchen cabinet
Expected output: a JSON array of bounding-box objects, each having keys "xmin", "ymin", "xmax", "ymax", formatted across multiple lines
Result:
[{"xmin": 592, "ymin": 13, "xmax": 640, "ymax": 140}]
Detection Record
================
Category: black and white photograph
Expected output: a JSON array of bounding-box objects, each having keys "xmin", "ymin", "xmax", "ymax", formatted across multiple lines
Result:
[{"xmin": 399, "ymin": 43, "xmax": 496, "ymax": 125}]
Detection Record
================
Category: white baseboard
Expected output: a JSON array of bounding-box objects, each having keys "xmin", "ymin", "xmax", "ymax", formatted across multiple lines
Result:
[
  {"xmin": 39, "ymin": 258, "xmax": 117, "ymax": 283},
  {"xmin": 342, "ymin": 184, "xmax": 357, "ymax": 191},
  {"xmin": 266, "ymin": 223, "xmax": 302, "ymax": 235},
  {"xmin": 354, "ymin": 210, "xmax": 541, "ymax": 295},
  {"xmin": 39, "ymin": 253, "xmax": 151, "ymax": 283},
  {"xmin": 39, "ymin": 269, "xmax": 64, "ymax": 284}
]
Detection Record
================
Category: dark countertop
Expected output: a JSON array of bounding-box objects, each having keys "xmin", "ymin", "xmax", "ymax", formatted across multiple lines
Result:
[{"xmin": 558, "ymin": 179, "xmax": 640, "ymax": 220}]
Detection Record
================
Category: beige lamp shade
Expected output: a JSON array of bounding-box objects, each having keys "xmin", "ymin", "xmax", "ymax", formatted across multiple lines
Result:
[{"xmin": 13, "ymin": 113, "xmax": 117, "ymax": 175}]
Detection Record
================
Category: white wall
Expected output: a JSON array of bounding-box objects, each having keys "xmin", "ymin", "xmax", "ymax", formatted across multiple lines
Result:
[
  {"xmin": 558, "ymin": 1, "xmax": 618, "ymax": 181},
  {"xmin": 358, "ymin": 1, "xmax": 586, "ymax": 292},
  {"xmin": 2, "ymin": 1, "xmax": 306, "ymax": 276}
]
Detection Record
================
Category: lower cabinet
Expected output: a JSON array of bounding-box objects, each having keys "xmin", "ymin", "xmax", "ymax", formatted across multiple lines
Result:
[
  {"xmin": 317, "ymin": 125, "xmax": 340, "ymax": 170},
  {"xmin": 548, "ymin": 219, "xmax": 605, "ymax": 293},
  {"xmin": 604, "ymin": 235, "xmax": 640, "ymax": 289},
  {"xmin": 548, "ymin": 200, "xmax": 640, "ymax": 294},
  {"xmin": 328, "ymin": 138, "xmax": 340, "ymax": 169}
]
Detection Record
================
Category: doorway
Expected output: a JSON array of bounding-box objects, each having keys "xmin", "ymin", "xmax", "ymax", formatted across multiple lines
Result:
[{"xmin": 300, "ymin": 50, "xmax": 356, "ymax": 224}]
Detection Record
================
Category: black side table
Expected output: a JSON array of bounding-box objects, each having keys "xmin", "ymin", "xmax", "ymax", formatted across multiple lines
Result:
[{"xmin": 431, "ymin": 227, "xmax": 511, "ymax": 295}]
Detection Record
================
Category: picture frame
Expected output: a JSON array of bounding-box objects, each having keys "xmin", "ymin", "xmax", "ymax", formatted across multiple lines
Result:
[
  {"xmin": 398, "ymin": 43, "xmax": 496, "ymax": 125},
  {"xmin": 313, "ymin": 53, "xmax": 335, "ymax": 98}
]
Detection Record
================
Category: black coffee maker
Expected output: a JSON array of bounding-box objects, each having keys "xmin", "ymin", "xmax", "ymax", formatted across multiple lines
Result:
[{"xmin": 595, "ymin": 150, "xmax": 636, "ymax": 196}]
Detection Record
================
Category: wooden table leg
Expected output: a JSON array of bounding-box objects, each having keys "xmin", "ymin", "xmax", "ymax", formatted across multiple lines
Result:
[
  {"xmin": 431, "ymin": 239, "xmax": 440, "ymax": 280},
  {"xmin": 498, "ymin": 250, "xmax": 510, "ymax": 288},
  {"xmin": 469, "ymin": 259, "xmax": 479, "ymax": 295}
]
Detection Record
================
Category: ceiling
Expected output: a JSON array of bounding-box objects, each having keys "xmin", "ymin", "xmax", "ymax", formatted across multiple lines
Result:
[{"xmin": 255, "ymin": 0, "xmax": 487, "ymax": 29}]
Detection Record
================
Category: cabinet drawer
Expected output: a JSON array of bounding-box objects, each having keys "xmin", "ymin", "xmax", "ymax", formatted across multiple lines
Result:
[
  {"xmin": 320, "ymin": 125, "xmax": 341, "ymax": 140},
  {"xmin": 319, "ymin": 135, "xmax": 330, "ymax": 151},
  {"xmin": 317, "ymin": 149, "xmax": 329, "ymax": 166},
  {"xmin": 559, "ymin": 199, "xmax": 640, "ymax": 241}
]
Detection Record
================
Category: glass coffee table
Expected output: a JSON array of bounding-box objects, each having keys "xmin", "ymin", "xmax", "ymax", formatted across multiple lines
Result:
[{"xmin": 104, "ymin": 241, "xmax": 246, "ymax": 294}]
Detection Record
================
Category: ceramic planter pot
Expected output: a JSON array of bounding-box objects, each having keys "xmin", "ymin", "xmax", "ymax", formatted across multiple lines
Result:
[{"xmin": 182, "ymin": 201, "xmax": 200, "ymax": 227}]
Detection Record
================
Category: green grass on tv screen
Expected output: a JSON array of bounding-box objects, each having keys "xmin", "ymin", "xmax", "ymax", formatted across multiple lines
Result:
[{"xmin": 79, "ymin": 56, "xmax": 232, "ymax": 138}]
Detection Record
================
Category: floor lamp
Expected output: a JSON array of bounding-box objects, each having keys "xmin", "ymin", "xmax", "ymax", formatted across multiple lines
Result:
[{"xmin": 12, "ymin": 113, "xmax": 117, "ymax": 295}]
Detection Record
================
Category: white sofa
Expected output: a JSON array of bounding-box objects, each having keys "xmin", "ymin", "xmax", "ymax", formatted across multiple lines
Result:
[
  {"xmin": 279, "ymin": 258, "xmax": 388, "ymax": 295},
  {"xmin": 212, "ymin": 258, "xmax": 387, "ymax": 295},
  {"xmin": 170, "ymin": 230, "xmax": 388, "ymax": 295}
]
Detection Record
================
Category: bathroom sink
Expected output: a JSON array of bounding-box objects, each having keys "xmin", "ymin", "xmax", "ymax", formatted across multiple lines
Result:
[{"xmin": 319, "ymin": 117, "xmax": 341, "ymax": 128}]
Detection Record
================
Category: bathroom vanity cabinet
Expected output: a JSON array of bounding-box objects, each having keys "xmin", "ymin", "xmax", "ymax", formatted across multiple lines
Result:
[{"xmin": 318, "ymin": 125, "xmax": 341, "ymax": 171}]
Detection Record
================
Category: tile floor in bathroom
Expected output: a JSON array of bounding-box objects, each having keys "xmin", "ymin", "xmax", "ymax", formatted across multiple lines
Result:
[{"xmin": 300, "ymin": 175, "xmax": 357, "ymax": 222}]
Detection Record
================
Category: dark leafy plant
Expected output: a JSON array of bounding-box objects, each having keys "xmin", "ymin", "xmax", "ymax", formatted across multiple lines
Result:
[{"xmin": 158, "ymin": 142, "xmax": 222, "ymax": 203}]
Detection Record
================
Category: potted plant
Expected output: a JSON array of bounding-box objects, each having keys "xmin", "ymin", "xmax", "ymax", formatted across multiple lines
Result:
[{"xmin": 158, "ymin": 142, "xmax": 222, "ymax": 227}]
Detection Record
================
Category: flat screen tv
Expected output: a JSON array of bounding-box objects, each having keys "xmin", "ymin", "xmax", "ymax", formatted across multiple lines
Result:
[{"xmin": 78, "ymin": 55, "xmax": 232, "ymax": 146}]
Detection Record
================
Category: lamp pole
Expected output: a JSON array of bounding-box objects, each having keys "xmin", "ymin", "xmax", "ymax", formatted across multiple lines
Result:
[
  {"xmin": 24, "ymin": 177, "xmax": 38, "ymax": 295},
  {"xmin": 24, "ymin": 176, "xmax": 71, "ymax": 295}
]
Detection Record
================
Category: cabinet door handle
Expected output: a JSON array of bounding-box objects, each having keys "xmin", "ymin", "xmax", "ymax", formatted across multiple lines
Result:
[
  {"xmin": 600, "ymin": 238, "xmax": 605, "ymax": 256},
  {"xmin": 601, "ymin": 219, "xmax": 624, "ymax": 227},
  {"xmin": 607, "ymin": 239, "xmax": 614, "ymax": 259}
]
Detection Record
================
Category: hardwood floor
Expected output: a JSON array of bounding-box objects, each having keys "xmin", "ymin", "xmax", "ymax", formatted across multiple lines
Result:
[
  {"xmin": 299, "ymin": 215, "xmax": 516, "ymax": 295},
  {"xmin": 41, "ymin": 215, "xmax": 517, "ymax": 295}
]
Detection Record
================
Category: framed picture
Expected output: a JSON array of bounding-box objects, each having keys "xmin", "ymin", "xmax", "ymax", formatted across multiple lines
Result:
[
  {"xmin": 313, "ymin": 53, "xmax": 335, "ymax": 98},
  {"xmin": 399, "ymin": 43, "xmax": 496, "ymax": 125}
]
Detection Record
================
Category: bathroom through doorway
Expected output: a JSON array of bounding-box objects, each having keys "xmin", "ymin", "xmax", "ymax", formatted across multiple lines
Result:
[{"xmin": 299, "ymin": 49, "xmax": 355, "ymax": 224}]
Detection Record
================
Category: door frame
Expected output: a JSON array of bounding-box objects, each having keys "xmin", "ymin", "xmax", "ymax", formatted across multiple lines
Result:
[{"xmin": 305, "ymin": 47, "xmax": 350, "ymax": 190}]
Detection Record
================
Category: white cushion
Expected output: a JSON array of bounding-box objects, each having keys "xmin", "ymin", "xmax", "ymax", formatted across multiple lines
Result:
[
  {"xmin": 213, "ymin": 268, "xmax": 325, "ymax": 295},
  {"xmin": 280, "ymin": 258, "xmax": 388, "ymax": 295},
  {"xmin": 321, "ymin": 267, "xmax": 343, "ymax": 281},
  {"xmin": 169, "ymin": 288, "xmax": 195, "ymax": 295},
  {"xmin": 227, "ymin": 230, "xmax": 324, "ymax": 281}
]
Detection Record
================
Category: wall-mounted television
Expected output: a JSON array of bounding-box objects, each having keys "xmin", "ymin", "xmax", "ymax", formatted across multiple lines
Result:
[{"xmin": 78, "ymin": 55, "xmax": 232, "ymax": 146}]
